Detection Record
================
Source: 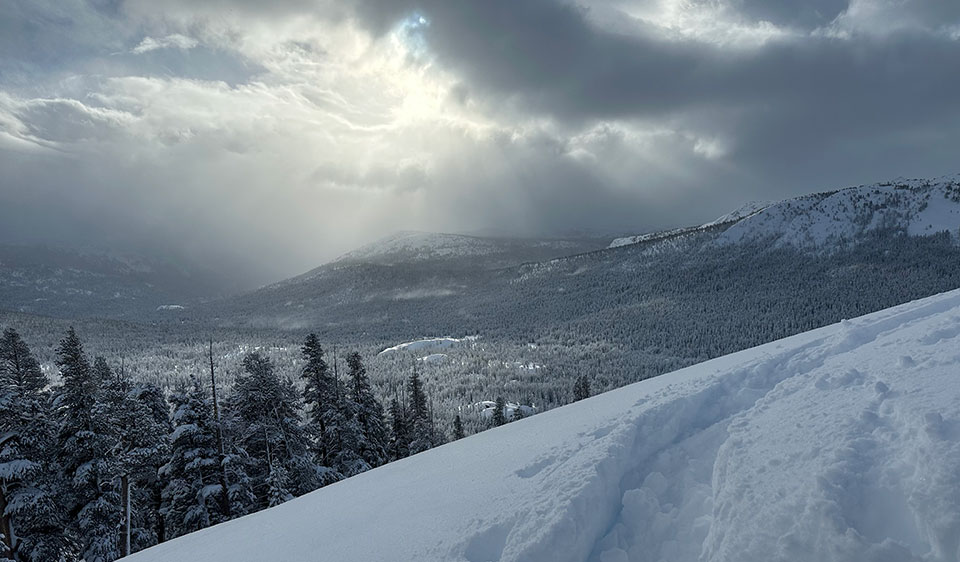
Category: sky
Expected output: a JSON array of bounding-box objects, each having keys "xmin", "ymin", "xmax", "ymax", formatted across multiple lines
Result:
[{"xmin": 1, "ymin": 0, "xmax": 959, "ymax": 285}]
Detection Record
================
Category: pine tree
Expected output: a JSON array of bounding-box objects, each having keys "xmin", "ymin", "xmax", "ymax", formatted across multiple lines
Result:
[
  {"xmin": 299, "ymin": 337, "xmax": 364, "ymax": 479},
  {"xmin": 160, "ymin": 378, "xmax": 224, "ymax": 540},
  {"xmin": 230, "ymin": 351, "xmax": 320, "ymax": 510},
  {"xmin": 492, "ymin": 396, "xmax": 507, "ymax": 427},
  {"xmin": 299, "ymin": 336, "xmax": 342, "ymax": 476},
  {"xmin": 452, "ymin": 415, "xmax": 465, "ymax": 440},
  {"xmin": 0, "ymin": 328, "xmax": 66, "ymax": 562},
  {"xmin": 96, "ymin": 363, "xmax": 169, "ymax": 557},
  {"xmin": 266, "ymin": 461, "xmax": 293, "ymax": 508},
  {"xmin": 53, "ymin": 329, "xmax": 120, "ymax": 562},
  {"xmin": 573, "ymin": 375, "xmax": 590, "ymax": 401},
  {"xmin": 130, "ymin": 382, "xmax": 172, "ymax": 546},
  {"xmin": 406, "ymin": 369, "xmax": 442, "ymax": 454},
  {"xmin": 346, "ymin": 352, "xmax": 388, "ymax": 468},
  {"xmin": 387, "ymin": 397, "xmax": 409, "ymax": 461}
]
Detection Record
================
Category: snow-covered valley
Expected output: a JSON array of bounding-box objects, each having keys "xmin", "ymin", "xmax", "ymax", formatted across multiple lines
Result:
[{"xmin": 126, "ymin": 289, "xmax": 960, "ymax": 562}]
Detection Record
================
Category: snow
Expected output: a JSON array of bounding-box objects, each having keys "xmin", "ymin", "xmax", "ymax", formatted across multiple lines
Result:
[
  {"xmin": 609, "ymin": 228, "xmax": 692, "ymax": 249},
  {"xmin": 471, "ymin": 401, "xmax": 537, "ymax": 421},
  {"xmin": 125, "ymin": 289, "xmax": 960, "ymax": 562},
  {"xmin": 418, "ymin": 353, "xmax": 450, "ymax": 364},
  {"xmin": 611, "ymin": 175, "xmax": 960, "ymax": 252},
  {"xmin": 378, "ymin": 336, "xmax": 476, "ymax": 355},
  {"xmin": 715, "ymin": 175, "xmax": 960, "ymax": 249},
  {"xmin": 335, "ymin": 231, "xmax": 585, "ymax": 264},
  {"xmin": 702, "ymin": 200, "xmax": 772, "ymax": 227},
  {"xmin": 336, "ymin": 231, "xmax": 510, "ymax": 262}
]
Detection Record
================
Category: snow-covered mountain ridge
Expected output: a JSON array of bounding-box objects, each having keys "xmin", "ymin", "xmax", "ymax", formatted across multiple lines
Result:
[
  {"xmin": 611, "ymin": 174, "xmax": 960, "ymax": 251},
  {"xmin": 333, "ymin": 231, "xmax": 604, "ymax": 267},
  {"xmin": 125, "ymin": 288, "xmax": 960, "ymax": 562}
]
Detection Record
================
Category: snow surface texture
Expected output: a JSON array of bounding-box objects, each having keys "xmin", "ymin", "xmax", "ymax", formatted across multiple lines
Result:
[{"xmin": 126, "ymin": 290, "xmax": 960, "ymax": 562}]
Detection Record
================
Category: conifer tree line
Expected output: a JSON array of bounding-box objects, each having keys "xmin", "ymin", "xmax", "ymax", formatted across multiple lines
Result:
[{"xmin": 0, "ymin": 327, "xmax": 446, "ymax": 561}]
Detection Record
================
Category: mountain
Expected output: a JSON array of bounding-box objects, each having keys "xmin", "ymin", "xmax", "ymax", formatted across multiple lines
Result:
[
  {"xmin": 186, "ymin": 174, "xmax": 960, "ymax": 343},
  {"xmin": 124, "ymin": 288, "xmax": 960, "ymax": 562},
  {"xmin": 609, "ymin": 174, "xmax": 960, "ymax": 252},
  {"xmin": 333, "ymin": 230, "xmax": 606, "ymax": 268},
  {"xmin": 0, "ymin": 244, "xmax": 244, "ymax": 319},
  {"xmin": 102, "ymin": 174, "xmax": 954, "ymax": 434}
]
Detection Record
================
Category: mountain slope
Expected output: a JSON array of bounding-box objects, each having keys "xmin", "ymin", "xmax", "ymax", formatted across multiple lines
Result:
[
  {"xmin": 716, "ymin": 175, "xmax": 960, "ymax": 248},
  {"xmin": 332, "ymin": 231, "xmax": 605, "ymax": 268},
  {"xmin": 125, "ymin": 289, "xmax": 960, "ymax": 562},
  {"xmin": 609, "ymin": 174, "xmax": 960, "ymax": 252},
  {"xmin": 196, "ymin": 175, "xmax": 960, "ymax": 333}
]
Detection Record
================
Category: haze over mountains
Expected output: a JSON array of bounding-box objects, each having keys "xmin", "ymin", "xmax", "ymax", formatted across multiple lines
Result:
[
  {"xmin": 185, "ymin": 174, "xmax": 960, "ymax": 333},
  {"xmin": 3, "ymin": 174, "xmax": 960, "ymax": 336}
]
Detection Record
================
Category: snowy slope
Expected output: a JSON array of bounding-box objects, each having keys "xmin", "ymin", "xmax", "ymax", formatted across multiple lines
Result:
[
  {"xmin": 334, "ymin": 231, "xmax": 602, "ymax": 267},
  {"xmin": 716, "ymin": 175, "xmax": 960, "ymax": 248},
  {"xmin": 611, "ymin": 174, "xmax": 960, "ymax": 252},
  {"xmin": 126, "ymin": 290, "xmax": 960, "ymax": 562}
]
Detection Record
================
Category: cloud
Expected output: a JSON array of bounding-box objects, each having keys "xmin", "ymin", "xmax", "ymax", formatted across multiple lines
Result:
[
  {"xmin": 0, "ymin": 0, "xmax": 959, "ymax": 286},
  {"xmin": 131, "ymin": 34, "xmax": 199, "ymax": 54}
]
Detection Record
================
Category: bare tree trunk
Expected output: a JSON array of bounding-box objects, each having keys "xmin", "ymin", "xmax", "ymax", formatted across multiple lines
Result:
[
  {"xmin": 121, "ymin": 474, "xmax": 131, "ymax": 557},
  {"xmin": 153, "ymin": 479, "xmax": 166, "ymax": 544},
  {"xmin": 209, "ymin": 339, "xmax": 232, "ymax": 519},
  {"xmin": 0, "ymin": 482, "xmax": 17, "ymax": 560}
]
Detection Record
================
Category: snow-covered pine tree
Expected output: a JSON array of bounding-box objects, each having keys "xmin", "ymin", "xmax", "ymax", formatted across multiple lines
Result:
[
  {"xmin": 53, "ymin": 330, "xmax": 120, "ymax": 562},
  {"xmin": 129, "ymin": 382, "xmax": 172, "ymax": 546},
  {"xmin": 265, "ymin": 461, "xmax": 293, "ymax": 508},
  {"xmin": 406, "ymin": 369, "xmax": 442, "ymax": 454},
  {"xmin": 160, "ymin": 378, "xmax": 225, "ymax": 539},
  {"xmin": 387, "ymin": 397, "xmax": 409, "ymax": 461},
  {"xmin": 217, "ymin": 406, "xmax": 256, "ymax": 518},
  {"xmin": 299, "ymin": 336, "xmax": 350, "ymax": 481},
  {"xmin": 98, "ymin": 362, "xmax": 169, "ymax": 556},
  {"xmin": 0, "ymin": 328, "xmax": 67, "ymax": 562},
  {"xmin": 346, "ymin": 352, "xmax": 388, "ymax": 469},
  {"xmin": 230, "ymin": 351, "xmax": 320, "ymax": 510}
]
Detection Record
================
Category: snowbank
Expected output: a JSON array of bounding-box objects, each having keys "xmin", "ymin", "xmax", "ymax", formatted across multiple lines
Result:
[{"xmin": 126, "ymin": 289, "xmax": 960, "ymax": 562}]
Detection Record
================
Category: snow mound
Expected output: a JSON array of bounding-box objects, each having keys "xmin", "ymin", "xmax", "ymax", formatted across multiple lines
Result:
[
  {"xmin": 378, "ymin": 337, "xmax": 471, "ymax": 355},
  {"xmin": 125, "ymin": 289, "xmax": 960, "ymax": 562}
]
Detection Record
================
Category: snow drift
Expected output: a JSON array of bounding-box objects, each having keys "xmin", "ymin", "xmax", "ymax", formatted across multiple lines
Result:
[{"xmin": 126, "ymin": 289, "xmax": 960, "ymax": 562}]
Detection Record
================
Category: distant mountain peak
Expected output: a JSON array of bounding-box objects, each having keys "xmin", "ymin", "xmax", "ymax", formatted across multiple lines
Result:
[{"xmin": 610, "ymin": 174, "xmax": 960, "ymax": 252}]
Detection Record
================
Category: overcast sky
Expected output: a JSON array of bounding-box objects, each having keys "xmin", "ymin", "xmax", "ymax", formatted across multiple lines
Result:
[{"xmin": 2, "ymin": 0, "xmax": 959, "ymax": 284}]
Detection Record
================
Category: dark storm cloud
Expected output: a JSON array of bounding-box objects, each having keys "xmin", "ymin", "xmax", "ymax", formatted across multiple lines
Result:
[
  {"xmin": 345, "ymin": 0, "xmax": 960, "ymax": 121},
  {"xmin": 343, "ymin": 0, "xmax": 960, "ymax": 195},
  {"xmin": 2, "ymin": 0, "xmax": 960, "ymax": 286}
]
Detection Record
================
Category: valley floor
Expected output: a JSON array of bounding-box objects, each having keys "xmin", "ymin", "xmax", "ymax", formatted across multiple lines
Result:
[{"xmin": 126, "ymin": 289, "xmax": 960, "ymax": 562}]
